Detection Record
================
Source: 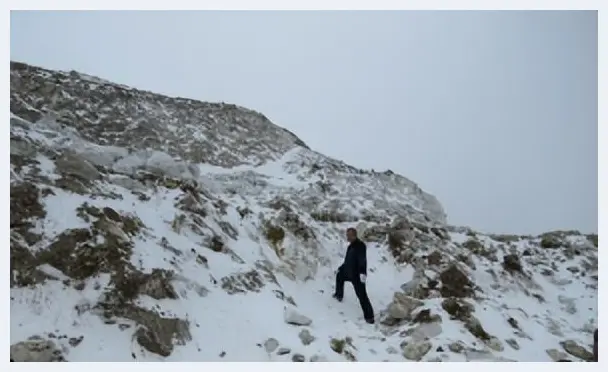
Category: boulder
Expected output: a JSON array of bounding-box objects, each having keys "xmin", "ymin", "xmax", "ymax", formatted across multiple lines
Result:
[
  {"xmin": 503, "ymin": 254, "xmax": 523, "ymax": 272},
  {"xmin": 284, "ymin": 307, "xmax": 312, "ymax": 326},
  {"xmin": 439, "ymin": 264, "xmax": 474, "ymax": 298},
  {"xmin": 441, "ymin": 297, "xmax": 474, "ymax": 320},
  {"xmin": 402, "ymin": 321, "xmax": 443, "ymax": 341},
  {"xmin": 55, "ymin": 152, "xmax": 101, "ymax": 181},
  {"xmin": 401, "ymin": 339, "xmax": 432, "ymax": 361},
  {"xmin": 382, "ymin": 293, "xmax": 424, "ymax": 324},
  {"xmin": 10, "ymin": 337, "xmax": 65, "ymax": 362},
  {"xmin": 560, "ymin": 340, "xmax": 594, "ymax": 361},
  {"xmin": 400, "ymin": 265, "xmax": 431, "ymax": 299}
]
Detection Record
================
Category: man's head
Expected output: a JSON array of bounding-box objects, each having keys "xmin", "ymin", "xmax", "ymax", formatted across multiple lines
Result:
[{"xmin": 346, "ymin": 227, "xmax": 358, "ymax": 243}]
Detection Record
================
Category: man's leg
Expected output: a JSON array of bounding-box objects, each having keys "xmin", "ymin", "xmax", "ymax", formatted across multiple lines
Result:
[
  {"xmin": 352, "ymin": 278, "xmax": 374, "ymax": 322},
  {"xmin": 333, "ymin": 266, "xmax": 346, "ymax": 301}
]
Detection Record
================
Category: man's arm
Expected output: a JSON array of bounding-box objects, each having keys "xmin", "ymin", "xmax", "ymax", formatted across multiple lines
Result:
[{"xmin": 357, "ymin": 241, "xmax": 367, "ymax": 275}]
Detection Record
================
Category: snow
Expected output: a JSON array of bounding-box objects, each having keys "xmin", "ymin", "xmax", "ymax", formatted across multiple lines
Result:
[
  {"xmin": 9, "ymin": 63, "xmax": 598, "ymax": 363},
  {"xmin": 11, "ymin": 174, "xmax": 598, "ymax": 361}
]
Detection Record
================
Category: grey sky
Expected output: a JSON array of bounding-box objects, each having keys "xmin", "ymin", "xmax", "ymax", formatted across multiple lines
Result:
[{"xmin": 10, "ymin": 10, "xmax": 597, "ymax": 235}]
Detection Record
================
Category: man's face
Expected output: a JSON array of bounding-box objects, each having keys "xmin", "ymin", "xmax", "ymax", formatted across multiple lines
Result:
[{"xmin": 346, "ymin": 229, "xmax": 356, "ymax": 243}]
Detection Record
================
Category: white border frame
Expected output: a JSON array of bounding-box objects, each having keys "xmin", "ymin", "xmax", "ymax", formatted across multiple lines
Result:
[{"xmin": 4, "ymin": 1, "xmax": 604, "ymax": 370}]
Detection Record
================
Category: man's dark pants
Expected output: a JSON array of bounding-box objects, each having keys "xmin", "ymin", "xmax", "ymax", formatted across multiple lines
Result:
[{"xmin": 335, "ymin": 266, "xmax": 374, "ymax": 321}]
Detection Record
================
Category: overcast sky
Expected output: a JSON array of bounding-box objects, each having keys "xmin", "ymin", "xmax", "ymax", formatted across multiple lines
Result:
[{"xmin": 10, "ymin": 10, "xmax": 597, "ymax": 235}]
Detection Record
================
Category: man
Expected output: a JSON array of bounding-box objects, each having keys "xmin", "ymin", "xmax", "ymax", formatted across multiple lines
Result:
[{"xmin": 332, "ymin": 227, "xmax": 375, "ymax": 324}]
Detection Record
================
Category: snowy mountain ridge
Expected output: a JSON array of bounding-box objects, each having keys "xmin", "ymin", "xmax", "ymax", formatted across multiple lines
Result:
[{"xmin": 10, "ymin": 61, "xmax": 597, "ymax": 362}]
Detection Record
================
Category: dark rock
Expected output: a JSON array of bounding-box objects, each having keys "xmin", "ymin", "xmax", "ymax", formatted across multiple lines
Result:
[
  {"xmin": 462, "ymin": 238, "xmax": 485, "ymax": 254},
  {"xmin": 430, "ymin": 227, "xmax": 448, "ymax": 240},
  {"xmin": 541, "ymin": 268, "xmax": 554, "ymax": 276},
  {"xmin": 503, "ymin": 254, "xmax": 522, "ymax": 272},
  {"xmin": 540, "ymin": 235, "xmax": 562, "ymax": 249},
  {"xmin": 221, "ymin": 270, "xmax": 266, "ymax": 295},
  {"xmin": 532, "ymin": 293, "xmax": 546, "ymax": 303},
  {"xmin": 566, "ymin": 266, "xmax": 580, "ymax": 274},
  {"xmin": 413, "ymin": 308, "xmax": 431, "ymax": 321},
  {"xmin": 68, "ymin": 336, "xmax": 84, "ymax": 347},
  {"xmin": 102, "ymin": 207, "xmax": 122, "ymax": 222},
  {"xmin": 427, "ymin": 250, "xmax": 443, "ymax": 265},
  {"xmin": 330, "ymin": 338, "xmax": 346, "ymax": 354},
  {"xmin": 439, "ymin": 264, "xmax": 474, "ymax": 298},
  {"xmin": 412, "ymin": 309, "xmax": 439, "ymax": 323},
  {"xmin": 585, "ymin": 234, "xmax": 598, "ymax": 248},
  {"xmin": 507, "ymin": 317, "xmax": 520, "ymax": 330},
  {"xmin": 135, "ymin": 328, "xmax": 170, "ymax": 357},
  {"xmin": 505, "ymin": 338, "xmax": 520, "ymax": 350},
  {"xmin": 441, "ymin": 298, "xmax": 474, "ymax": 320}
]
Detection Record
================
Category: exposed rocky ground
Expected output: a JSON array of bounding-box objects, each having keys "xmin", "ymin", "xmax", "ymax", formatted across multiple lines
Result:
[{"xmin": 10, "ymin": 61, "xmax": 598, "ymax": 362}]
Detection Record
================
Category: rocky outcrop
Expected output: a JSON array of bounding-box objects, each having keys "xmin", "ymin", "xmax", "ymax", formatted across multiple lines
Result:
[
  {"xmin": 10, "ymin": 61, "xmax": 308, "ymax": 168},
  {"xmin": 108, "ymin": 303, "xmax": 191, "ymax": 357},
  {"xmin": 11, "ymin": 337, "xmax": 65, "ymax": 362},
  {"xmin": 381, "ymin": 293, "xmax": 424, "ymax": 325},
  {"xmin": 439, "ymin": 264, "xmax": 475, "ymax": 298}
]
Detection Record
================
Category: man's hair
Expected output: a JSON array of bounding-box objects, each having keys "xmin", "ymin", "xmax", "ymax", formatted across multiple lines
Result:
[{"xmin": 346, "ymin": 227, "xmax": 357, "ymax": 236}]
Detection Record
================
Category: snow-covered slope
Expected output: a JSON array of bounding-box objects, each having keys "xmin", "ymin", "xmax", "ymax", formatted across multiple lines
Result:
[{"xmin": 10, "ymin": 61, "xmax": 598, "ymax": 362}]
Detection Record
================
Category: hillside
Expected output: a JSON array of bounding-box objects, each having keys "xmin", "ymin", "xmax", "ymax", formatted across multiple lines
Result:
[{"xmin": 10, "ymin": 61, "xmax": 598, "ymax": 362}]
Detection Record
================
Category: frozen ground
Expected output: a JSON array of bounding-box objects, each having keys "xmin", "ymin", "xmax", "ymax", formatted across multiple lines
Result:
[{"xmin": 10, "ymin": 61, "xmax": 598, "ymax": 362}]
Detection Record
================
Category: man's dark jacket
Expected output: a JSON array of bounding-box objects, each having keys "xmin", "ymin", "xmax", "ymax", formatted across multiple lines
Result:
[{"xmin": 341, "ymin": 238, "xmax": 367, "ymax": 280}]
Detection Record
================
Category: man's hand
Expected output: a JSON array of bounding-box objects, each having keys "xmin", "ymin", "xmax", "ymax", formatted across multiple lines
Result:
[{"xmin": 359, "ymin": 274, "xmax": 366, "ymax": 283}]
